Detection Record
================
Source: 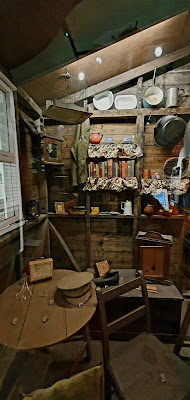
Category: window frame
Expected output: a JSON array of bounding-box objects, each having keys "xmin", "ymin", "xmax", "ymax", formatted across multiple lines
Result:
[{"xmin": 0, "ymin": 73, "xmax": 23, "ymax": 237}]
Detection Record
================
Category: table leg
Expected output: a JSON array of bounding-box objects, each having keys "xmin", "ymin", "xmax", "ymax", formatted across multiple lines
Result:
[{"xmin": 83, "ymin": 323, "xmax": 92, "ymax": 362}]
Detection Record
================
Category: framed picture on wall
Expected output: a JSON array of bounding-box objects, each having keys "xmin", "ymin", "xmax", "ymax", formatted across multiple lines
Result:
[
  {"xmin": 55, "ymin": 202, "xmax": 66, "ymax": 214},
  {"xmin": 153, "ymin": 189, "xmax": 169, "ymax": 211}
]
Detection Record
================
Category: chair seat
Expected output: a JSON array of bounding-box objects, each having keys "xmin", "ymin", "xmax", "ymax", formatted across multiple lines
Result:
[{"xmin": 109, "ymin": 332, "xmax": 190, "ymax": 400}]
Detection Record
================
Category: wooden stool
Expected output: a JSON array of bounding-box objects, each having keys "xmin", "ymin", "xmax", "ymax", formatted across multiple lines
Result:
[{"xmin": 174, "ymin": 302, "xmax": 190, "ymax": 356}]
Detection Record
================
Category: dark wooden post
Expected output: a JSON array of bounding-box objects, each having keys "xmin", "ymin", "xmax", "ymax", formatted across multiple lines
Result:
[
  {"xmin": 133, "ymin": 77, "xmax": 144, "ymax": 267},
  {"xmin": 86, "ymin": 192, "xmax": 91, "ymax": 269}
]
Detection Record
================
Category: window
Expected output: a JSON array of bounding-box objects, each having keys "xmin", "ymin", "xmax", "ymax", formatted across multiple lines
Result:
[{"xmin": 0, "ymin": 72, "xmax": 23, "ymax": 243}]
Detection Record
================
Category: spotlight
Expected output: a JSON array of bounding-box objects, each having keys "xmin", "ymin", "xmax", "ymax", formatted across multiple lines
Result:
[
  {"xmin": 154, "ymin": 46, "xmax": 162, "ymax": 58},
  {"xmin": 78, "ymin": 72, "xmax": 85, "ymax": 81},
  {"xmin": 96, "ymin": 57, "xmax": 102, "ymax": 64}
]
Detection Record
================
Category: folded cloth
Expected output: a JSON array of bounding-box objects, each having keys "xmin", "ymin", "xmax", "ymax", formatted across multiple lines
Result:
[{"xmin": 23, "ymin": 365, "xmax": 102, "ymax": 400}]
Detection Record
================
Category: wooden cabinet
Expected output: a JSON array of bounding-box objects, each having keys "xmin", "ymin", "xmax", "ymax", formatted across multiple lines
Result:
[
  {"xmin": 135, "ymin": 231, "xmax": 172, "ymax": 279},
  {"xmin": 42, "ymin": 137, "xmax": 64, "ymax": 164}
]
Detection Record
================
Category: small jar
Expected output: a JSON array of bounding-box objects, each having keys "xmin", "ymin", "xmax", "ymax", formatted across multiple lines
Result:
[
  {"xmin": 143, "ymin": 204, "xmax": 154, "ymax": 216},
  {"xmin": 143, "ymin": 169, "xmax": 151, "ymax": 179}
]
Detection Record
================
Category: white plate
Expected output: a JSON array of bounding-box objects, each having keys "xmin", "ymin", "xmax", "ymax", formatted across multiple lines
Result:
[
  {"xmin": 114, "ymin": 95, "xmax": 137, "ymax": 110},
  {"xmin": 93, "ymin": 90, "xmax": 114, "ymax": 111}
]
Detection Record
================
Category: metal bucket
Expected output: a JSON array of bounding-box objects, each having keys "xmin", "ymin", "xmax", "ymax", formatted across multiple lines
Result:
[{"xmin": 166, "ymin": 87, "xmax": 185, "ymax": 108}]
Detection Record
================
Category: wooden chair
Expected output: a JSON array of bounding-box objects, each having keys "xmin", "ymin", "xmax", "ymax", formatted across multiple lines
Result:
[
  {"xmin": 97, "ymin": 270, "xmax": 190, "ymax": 400},
  {"xmin": 174, "ymin": 301, "xmax": 190, "ymax": 356}
]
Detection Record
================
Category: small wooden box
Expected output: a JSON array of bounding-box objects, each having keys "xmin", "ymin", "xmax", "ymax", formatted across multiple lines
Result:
[{"xmin": 29, "ymin": 258, "xmax": 53, "ymax": 283}]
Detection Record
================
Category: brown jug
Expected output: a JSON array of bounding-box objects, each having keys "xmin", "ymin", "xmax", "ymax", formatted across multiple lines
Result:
[{"xmin": 144, "ymin": 204, "xmax": 154, "ymax": 216}]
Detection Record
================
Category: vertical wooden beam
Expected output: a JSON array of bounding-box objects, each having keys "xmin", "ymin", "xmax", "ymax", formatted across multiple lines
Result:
[
  {"xmin": 49, "ymin": 220, "xmax": 81, "ymax": 272},
  {"xmin": 133, "ymin": 77, "xmax": 144, "ymax": 267},
  {"xmin": 86, "ymin": 192, "xmax": 91, "ymax": 269},
  {"xmin": 43, "ymin": 218, "xmax": 51, "ymax": 258}
]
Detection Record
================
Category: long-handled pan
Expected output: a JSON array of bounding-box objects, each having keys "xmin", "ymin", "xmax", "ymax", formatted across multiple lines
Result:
[{"xmin": 142, "ymin": 67, "xmax": 164, "ymax": 108}]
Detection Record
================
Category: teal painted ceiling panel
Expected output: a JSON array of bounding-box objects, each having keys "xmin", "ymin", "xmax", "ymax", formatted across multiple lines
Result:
[
  {"xmin": 66, "ymin": 0, "xmax": 190, "ymax": 50},
  {"xmin": 11, "ymin": 29, "xmax": 76, "ymax": 85},
  {"xmin": 11, "ymin": 0, "xmax": 190, "ymax": 85}
]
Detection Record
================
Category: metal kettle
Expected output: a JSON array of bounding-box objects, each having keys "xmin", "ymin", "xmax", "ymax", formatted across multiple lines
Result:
[
  {"xmin": 121, "ymin": 200, "xmax": 132, "ymax": 216},
  {"xmin": 90, "ymin": 132, "xmax": 103, "ymax": 144}
]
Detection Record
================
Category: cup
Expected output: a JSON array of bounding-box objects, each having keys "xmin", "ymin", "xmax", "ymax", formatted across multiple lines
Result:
[{"xmin": 121, "ymin": 200, "xmax": 132, "ymax": 215}]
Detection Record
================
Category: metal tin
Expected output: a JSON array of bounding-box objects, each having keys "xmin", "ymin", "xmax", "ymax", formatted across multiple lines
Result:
[
  {"xmin": 143, "ymin": 169, "xmax": 151, "ymax": 178},
  {"xmin": 166, "ymin": 88, "xmax": 178, "ymax": 107},
  {"xmin": 166, "ymin": 87, "xmax": 185, "ymax": 108}
]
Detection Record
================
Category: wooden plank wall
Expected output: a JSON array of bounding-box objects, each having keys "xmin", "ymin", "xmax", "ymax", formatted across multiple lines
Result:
[
  {"xmin": 43, "ymin": 125, "xmax": 78, "ymax": 212},
  {"xmin": 47, "ymin": 63, "xmax": 190, "ymax": 278},
  {"xmin": 19, "ymin": 111, "xmax": 48, "ymax": 215},
  {"xmin": 0, "ymin": 104, "xmax": 49, "ymax": 292}
]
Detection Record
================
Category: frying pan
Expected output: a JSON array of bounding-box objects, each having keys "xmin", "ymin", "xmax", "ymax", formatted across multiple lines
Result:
[
  {"xmin": 154, "ymin": 115, "xmax": 186, "ymax": 148},
  {"xmin": 142, "ymin": 67, "xmax": 163, "ymax": 108}
]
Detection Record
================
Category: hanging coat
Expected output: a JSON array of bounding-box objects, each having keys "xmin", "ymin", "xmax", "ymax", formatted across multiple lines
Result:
[{"xmin": 71, "ymin": 119, "xmax": 90, "ymax": 187}]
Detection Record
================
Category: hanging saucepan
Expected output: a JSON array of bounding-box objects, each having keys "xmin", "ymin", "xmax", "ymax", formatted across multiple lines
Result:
[
  {"xmin": 142, "ymin": 67, "xmax": 164, "ymax": 108},
  {"xmin": 154, "ymin": 115, "xmax": 186, "ymax": 148}
]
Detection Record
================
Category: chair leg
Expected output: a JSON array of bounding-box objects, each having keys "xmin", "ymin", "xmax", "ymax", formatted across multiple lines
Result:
[
  {"xmin": 174, "ymin": 302, "xmax": 190, "ymax": 356},
  {"xmin": 82, "ymin": 323, "xmax": 92, "ymax": 362}
]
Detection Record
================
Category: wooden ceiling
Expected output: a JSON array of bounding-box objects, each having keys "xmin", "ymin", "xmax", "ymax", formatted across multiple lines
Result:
[
  {"xmin": 0, "ymin": 0, "xmax": 81, "ymax": 69},
  {"xmin": 22, "ymin": 11, "xmax": 190, "ymax": 107},
  {"xmin": 0, "ymin": 0, "xmax": 188, "ymax": 86}
]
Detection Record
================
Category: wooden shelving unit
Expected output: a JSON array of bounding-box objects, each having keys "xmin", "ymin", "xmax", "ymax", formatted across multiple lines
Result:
[{"xmin": 87, "ymin": 95, "xmax": 190, "ymax": 271}]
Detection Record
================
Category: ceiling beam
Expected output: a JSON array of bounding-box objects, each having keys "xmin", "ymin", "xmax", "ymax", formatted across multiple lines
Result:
[
  {"xmin": 17, "ymin": 87, "xmax": 42, "ymax": 117},
  {"xmin": 63, "ymin": 46, "xmax": 190, "ymax": 103}
]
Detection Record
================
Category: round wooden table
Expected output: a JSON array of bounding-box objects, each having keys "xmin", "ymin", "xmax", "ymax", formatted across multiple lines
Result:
[{"xmin": 0, "ymin": 270, "xmax": 97, "ymax": 350}]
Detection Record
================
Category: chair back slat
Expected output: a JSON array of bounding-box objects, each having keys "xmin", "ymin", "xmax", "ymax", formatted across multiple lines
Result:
[
  {"xmin": 97, "ymin": 271, "xmax": 151, "ymax": 367},
  {"xmin": 107, "ymin": 305, "xmax": 146, "ymax": 336},
  {"xmin": 101, "ymin": 276, "xmax": 142, "ymax": 302}
]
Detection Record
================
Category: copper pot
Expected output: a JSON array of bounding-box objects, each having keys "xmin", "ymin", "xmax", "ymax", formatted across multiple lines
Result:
[{"xmin": 144, "ymin": 204, "xmax": 154, "ymax": 216}]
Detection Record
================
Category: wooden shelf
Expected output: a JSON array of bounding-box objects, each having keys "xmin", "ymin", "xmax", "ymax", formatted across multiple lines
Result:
[
  {"xmin": 90, "ymin": 214, "xmax": 134, "ymax": 219},
  {"xmin": 48, "ymin": 212, "xmax": 134, "ymax": 219},
  {"xmin": 48, "ymin": 212, "xmax": 85, "ymax": 218},
  {"xmin": 90, "ymin": 107, "xmax": 190, "ymax": 120},
  {"xmin": 0, "ymin": 214, "xmax": 47, "ymax": 249},
  {"xmin": 24, "ymin": 214, "xmax": 47, "ymax": 231},
  {"xmin": 139, "ymin": 214, "xmax": 185, "ymax": 220}
]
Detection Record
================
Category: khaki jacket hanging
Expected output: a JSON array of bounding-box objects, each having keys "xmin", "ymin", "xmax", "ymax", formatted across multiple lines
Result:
[{"xmin": 71, "ymin": 119, "xmax": 90, "ymax": 187}]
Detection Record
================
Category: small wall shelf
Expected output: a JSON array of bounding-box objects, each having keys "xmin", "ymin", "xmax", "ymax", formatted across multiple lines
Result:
[
  {"xmin": 141, "ymin": 178, "xmax": 189, "ymax": 195},
  {"xmin": 90, "ymin": 107, "xmax": 190, "ymax": 120},
  {"xmin": 139, "ymin": 214, "xmax": 185, "ymax": 220},
  {"xmin": 90, "ymin": 214, "xmax": 134, "ymax": 219},
  {"xmin": 83, "ymin": 177, "xmax": 138, "ymax": 191}
]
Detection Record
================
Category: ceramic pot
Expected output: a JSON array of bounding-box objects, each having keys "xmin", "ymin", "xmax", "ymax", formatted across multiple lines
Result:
[
  {"xmin": 144, "ymin": 204, "xmax": 154, "ymax": 216},
  {"xmin": 90, "ymin": 132, "xmax": 103, "ymax": 144}
]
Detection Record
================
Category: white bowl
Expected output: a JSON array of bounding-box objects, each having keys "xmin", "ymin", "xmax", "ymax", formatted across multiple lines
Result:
[
  {"xmin": 114, "ymin": 95, "xmax": 137, "ymax": 110},
  {"xmin": 93, "ymin": 91, "xmax": 114, "ymax": 110}
]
